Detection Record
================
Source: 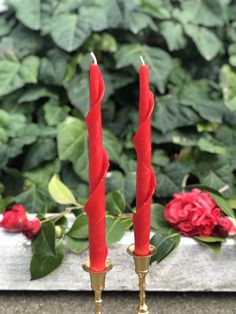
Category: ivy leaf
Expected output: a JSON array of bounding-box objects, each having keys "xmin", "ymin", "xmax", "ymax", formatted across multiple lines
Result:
[
  {"xmin": 23, "ymin": 138, "xmax": 57, "ymax": 171},
  {"xmin": 15, "ymin": 185, "xmax": 50, "ymax": 213},
  {"xmin": 103, "ymin": 130, "xmax": 122, "ymax": 164},
  {"xmin": 67, "ymin": 213, "xmax": 88, "ymax": 239},
  {"xmin": 115, "ymin": 43, "xmax": 174, "ymax": 93},
  {"xmin": 44, "ymin": 98, "xmax": 70, "ymax": 126},
  {"xmin": 126, "ymin": 11, "xmax": 157, "ymax": 34},
  {"xmin": 151, "ymin": 204, "xmax": 171, "ymax": 232},
  {"xmin": 150, "ymin": 231, "xmax": 180, "ymax": 264},
  {"xmin": 48, "ymin": 174, "xmax": 77, "ymax": 205},
  {"xmin": 32, "ymin": 221, "xmax": 56, "ymax": 257},
  {"xmin": 65, "ymin": 236, "xmax": 89, "ymax": 254},
  {"xmin": 39, "ymin": 48, "xmax": 69, "ymax": 85},
  {"xmin": 106, "ymin": 216, "xmax": 126, "ymax": 245},
  {"xmin": 0, "ymin": 55, "xmax": 40, "ymax": 97},
  {"xmin": 153, "ymin": 95, "xmax": 201, "ymax": 133},
  {"xmin": 106, "ymin": 190, "xmax": 126, "ymax": 215},
  {"xmin": 57, "ymin": 117, "xmax": 88, "ymax": 181},
  {"xmin": 179, "ymin": 80, "xmax": 224, "ymax": 123},
  {"xmin": 65, "ymin": 74, "xmax": 90, "ymax": 116},
  {"xmin": 51, "ymin": 13, "xmax": 91, "ymax": 52},
  {"xmin": 184, "ymin": 24, "xmax": 222, "ymax": 61},
  {"xmin": 180, "ymin": 0, "xmax": 225, "ymax": 27},
  {"xmin": 220, "ymin": 65, "xmax": 236, "ymax": 112},
  {"xmin": 7, "ymin": 0, "xmax": 41, "ymax": 30},
  {"xmin": 30, "ymin": 242, "xmax": 64, "ymax": 280},
  {"xmin": 106, "ymin": 171, "xmax": 136, "ymax": 204},
  {"xmin": 156, "ymin": 162, "xmax": 188, "ymax": 198},
  {"xmin": 160, "ymin": 21, "xmax": 186, "ymax": 51}
]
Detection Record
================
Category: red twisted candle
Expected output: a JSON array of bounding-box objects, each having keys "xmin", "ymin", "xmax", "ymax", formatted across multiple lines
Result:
[
  {"xmin": 85, "ymin": 52, "xmax": 109, "ymax": 271},
  {"xmin": 133, "ymin": 56, "xmax": 157, "ymax": 256}
]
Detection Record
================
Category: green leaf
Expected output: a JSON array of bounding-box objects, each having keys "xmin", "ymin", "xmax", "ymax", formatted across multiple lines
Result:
[
  {"xmin": 126, "ymin": 11, "xmax": 157, "ymax": 34},
  {"xmin": 0, "ymin": 55, "xmax": 40, "ymax": 96},
  {"xmin": 106, "ymin": 216, "xmax": 126, "ymax": 245},
  {"xmin": 194, "ymin": 238, "xmax": 222, "ymax": 255},
  {"xmin": 106, "ymin": 190, "xmax": 126, "ymax": 215},
  {"xmin": 7, "ymin": 0, "xmax": 41, "ymax": 30},
  {"xmin": 151, "ymin": 204, "xmax": 171, "ymax": 232},
  {"xmin": 194, "ymin": 236, "xmax": 226, "ymax": 243},
  {"xmin": 184, "ymin": 24, "xmax": 222, "ymax": 61},
  {"xmin": 44, "ymin": 99, "xmax": 70, "ymax": 126},
  {"xmin": 160, "ymin": 21, "xmax": 186, "ymax": 51},
  {"xmin": 57, "ymin": 117, "xmax": 88, "ymax": 181},
  {"xmin": 103, "ymin": 130, "xmax": 122, "ymax": 164},
  {"xmin": 15, "ymin": 185, "xmax": 50, "ymax": 213},
  {"xmin": 106, "ymin": 171, "xmax": 136, "ymax": 204},
  {"xmin": 48, "ymin": 174, "xmax": 77, "ymax": 205},
  {"xmin": 51, "ymin": 13, "xmax": 91, "ymax": 52},
  {"xmin": 153, "ymin": 95, "xmax": 200, "ymax": 133},
  {"xmin": 115, "ymin": 43, "xmax": 174, "ymax": 93},
  {"xmin": 180, "ymin": 0, "xmax": 225, "ymax": 27},
  {"xmin": 220, "ymin": 65, "xmax": 236, "ymax": 112},
  {"xmin": 156, "ymin": 162, "xmax": 188, "ymax": 198},
  {"xmin": 179, "ymin": 80, "xmax": 224, "ymax": 123},
  {"xmin": 65, "ymin": 74, "xmax": 90, "ymax": 116},
  {"xmin": 32, "ymin": 221, "xmax": 56, "ymax": 257},
  {"xmin": 65, "ymin": 236, "xmax": 88, "ymax": 254},
  {"xmin": 150, "ymin": 231, "xmax": 180, "ymax": 264},
  {"xmin": 210, "ymin": 193, "xmax": 235, "ymax": 218},
  {"xmin": 67, "ymin": 213, "xmax": 88, "ymax": 239},
  {"xmin": 23, "ymin": 138, "xmax": 56, "ymax": 171},
  {"xmin": 120, "ymin": 218, "xmax": 133, "ymax": 230},
  {"xmin": 30, "ymin": 242, "xmax": 64, "ymax": 280},
  {"xmin": 39, "ymin": 48, "xmax": 69, "ymax": 85}
]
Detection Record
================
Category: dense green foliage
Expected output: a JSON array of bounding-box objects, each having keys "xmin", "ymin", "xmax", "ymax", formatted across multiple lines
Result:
[{"xmin": 1, "ymin": 0, "xmax": 236, "ymax": 213}]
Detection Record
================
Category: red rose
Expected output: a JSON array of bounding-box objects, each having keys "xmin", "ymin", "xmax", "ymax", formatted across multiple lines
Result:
[
  {"xmin": 22, "ymin": 218, "xmax": 41, "ymax": 239},
  {"xmin": 213, "ymin": 217, "xmax": 233, "ymax": 237},
  {"xmin": 164, "ymin": 189, "xmax": 221, "ymax": 237},
  {"xmin": 0, "ymin": 204, "xmax": 27, "ymax": 232}
]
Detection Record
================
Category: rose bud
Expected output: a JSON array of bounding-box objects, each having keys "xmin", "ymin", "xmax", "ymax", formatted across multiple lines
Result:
[
  {"xmin": 22, "ymin": 218, "xmax": 41, "ymax": 239},
  {"xmin": 213, "ymin": 217, "xmax": 233, "ymax": 238},
  {"xmin": 55, "ymin": 225, "xmax": 63, "ymax": 238},
  {"xmin": 0, "ymin": 204, "xmax": 27, "ymax": 232}
]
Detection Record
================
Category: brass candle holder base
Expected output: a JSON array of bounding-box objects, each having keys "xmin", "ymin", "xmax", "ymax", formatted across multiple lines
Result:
[
  {"xmin": 82, "ymin": 260, "xmax": 113, "ymax": 314},
  {"xmin": 127, "ymin": 244, "xmax": 157, "ymax": 314}
]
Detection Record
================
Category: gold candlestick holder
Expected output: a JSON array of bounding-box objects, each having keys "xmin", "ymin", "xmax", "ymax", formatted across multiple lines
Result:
[
  {"xmin": 82, "ymin": 260, "xmax": 113, "ymax": 314},
  {"xmin": 127, "ymin": 244, "xmax": 157, "ymax": 314}
]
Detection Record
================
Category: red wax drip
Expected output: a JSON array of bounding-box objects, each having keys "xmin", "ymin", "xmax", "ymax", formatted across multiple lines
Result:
[
  {"xmin": 133, "ymin": 65, "xmax": 157, "ymax": 256},
  {"xmin": 85, "ymin": 64, "xmax": 109, "ymax": 271}
]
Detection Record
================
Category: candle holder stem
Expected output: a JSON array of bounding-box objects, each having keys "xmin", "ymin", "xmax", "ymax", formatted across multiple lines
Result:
[
  {"xmin": 127, "ymin": 244, "xmax": 157, "ymax": 314},
  {"xmin": 82, "ymin": 261, "xmax": 112, "ymax": 314}
]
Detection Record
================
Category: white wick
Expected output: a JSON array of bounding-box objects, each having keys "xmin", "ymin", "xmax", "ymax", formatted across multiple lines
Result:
[
  {"xmin": 140, "ymin": 56, "xmax": 145, "ymax": 65},
  {"xmin": 90, "ymin": 52, "xmax": 97, "ymax": 65}
]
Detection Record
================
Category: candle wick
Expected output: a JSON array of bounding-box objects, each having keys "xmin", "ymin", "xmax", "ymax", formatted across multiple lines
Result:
[
  {"xmin": 90, "ymin": 52, "xmax": 97, "ymax": 65},
  {"xmin": 140, "ymin": 56, "xmax": 145, "ymax": 65}
]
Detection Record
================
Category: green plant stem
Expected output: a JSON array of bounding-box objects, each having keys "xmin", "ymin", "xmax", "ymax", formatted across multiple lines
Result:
[{"xmin": 41, "ymin": 206, "xmax": 83, "ymax": 224}]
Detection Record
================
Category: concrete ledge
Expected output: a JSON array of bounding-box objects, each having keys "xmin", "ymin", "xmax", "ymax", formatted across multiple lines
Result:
[{"xmin": 0, "ymin": 225, "xmax": 236, "ymax": 291}]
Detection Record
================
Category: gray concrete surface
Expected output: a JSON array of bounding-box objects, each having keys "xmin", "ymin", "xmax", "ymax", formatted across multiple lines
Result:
[
  {"xmin": 2, "ymin": 229, "xmax": 236, "ymax": 292},
  {"xmin": 0, "ymin": 292, "xmax": 235, "ymax": 314}
]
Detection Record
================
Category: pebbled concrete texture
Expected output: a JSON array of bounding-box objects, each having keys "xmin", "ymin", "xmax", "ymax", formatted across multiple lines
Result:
[{"xmin": 0, "ymin": 292, "xmax": 235, "ymax": 314}]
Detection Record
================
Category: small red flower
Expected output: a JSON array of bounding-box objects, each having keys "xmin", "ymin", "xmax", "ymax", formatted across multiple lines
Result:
[
  {"xmin": 22, "ymin": 218, "xmax": 41, "ymax": 239},
  {"xmin": 0, "ymin": 204, "xmax": 27, "ymax": 232},
  {"xmin": 164, "ymin": 189, "xmax": 221, "ymax": 237}
]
